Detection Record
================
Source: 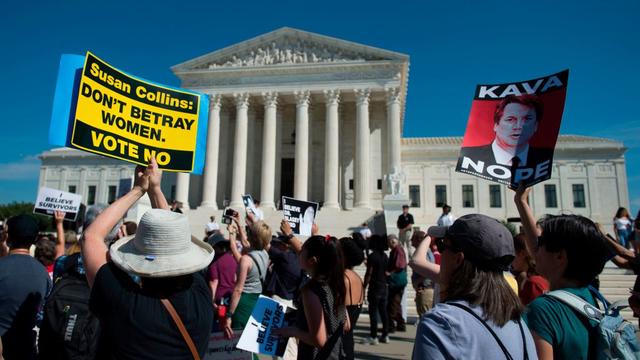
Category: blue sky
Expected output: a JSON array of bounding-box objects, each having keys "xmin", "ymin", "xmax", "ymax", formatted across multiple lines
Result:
[{"xmin": 1, "ymin": 0, "xmax": 638, "ymax": 215}]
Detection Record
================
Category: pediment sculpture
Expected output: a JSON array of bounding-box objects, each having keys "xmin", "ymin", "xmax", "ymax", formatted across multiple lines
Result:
[{"xmin": 200, "ymin": 38, "xmax": 388, "ymax": 69}]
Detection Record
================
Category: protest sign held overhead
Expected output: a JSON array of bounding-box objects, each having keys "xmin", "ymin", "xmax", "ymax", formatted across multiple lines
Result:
[
  {"xmin": 34, "ymin": 187, "xmax": 82, "ymax": 221},
  {"xmin": 49, "ymin": 52, "xmax": 209, "ymax": 173},
  {"xmin": 236, "ymin": 296, "xmax": 291, "ymax": 357},
  {"xmin": 455, "ymin": 70, "xmax": 569, "ymax": 188},
  {"xmin": 205, "ymin": 332, "xmax": 251, "ymax": 360},
  {"xmin": 242, "ymin": 194, "xmax": 260, "ymax": 218},
  {"xmin": 282, "ymin": 196, "xmax": 318, "ymax": 236}
]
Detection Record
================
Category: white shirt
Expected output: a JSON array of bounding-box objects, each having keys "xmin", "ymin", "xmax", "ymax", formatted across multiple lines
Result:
[
  {"xmin": 205, "ymin": 221, "xmax": 219, "ymax": 233},
  {"xmin": 615, "ymin": 217, "xmax": 631, "ymax": 230},
  {"xmin": 359, "ymin": 228, "xmax": 372, "ymax": 239},
  {"xmin": 491, "ymin": 140, "xmax": 529, "ymax": 166},
  {"xmin": 437, "ymin": 213, "xmax": 456, "ymax": 227}
]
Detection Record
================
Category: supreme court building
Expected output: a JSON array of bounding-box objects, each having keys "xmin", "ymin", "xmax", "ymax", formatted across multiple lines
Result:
[{"xmin": 39, "ymin": 28, "xmax": 631, "ymax": 234}]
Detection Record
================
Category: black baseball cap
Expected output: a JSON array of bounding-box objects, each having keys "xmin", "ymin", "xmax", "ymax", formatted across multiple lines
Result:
[
  {"xmin": 427, "ymin": 214, "xmax": 514, "ymax": 272},
  {"xmin": 207, "ymin": 233, "xmax": 229, "ymax": 247},
  {"xmin": 7, "ymin": 214, "xmax": 39, "ymax": 245}
]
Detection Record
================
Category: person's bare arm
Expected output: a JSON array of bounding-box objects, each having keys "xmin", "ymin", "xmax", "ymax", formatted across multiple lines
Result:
[
  {"xmin": 532, "ymin": 332, "xmax": 554, "ymax": 360},
  {"xmin": 223, "ymin": 256, "xmax": 250, "ymax": 338},
  {"xmin": 227, "ymin": 222, "xmax": 242, "ymax": 263},
  {"xmin": 611, "ymin": 255, "xmax": 631, "ymax": 269},
  {"xmin": 409, "ymin": 236, "xmax": 441, "ymax": 282},
  {"xmin": 53, "ymin": 211, "xmax": 66, "ymax": 259},
  {"xmin": 605, "ymin": 233, "xmax": 635, "ymax": 260},
  {"xmin": 272, "ymin": 288, "xmax": 327, "ymax": 347},
  {"xmin": 82, "ymin": 161, "xmax": 157, "ymax": 288},
  {"xmin": 233, "ymin": 213, "xmax": 250, "ymax": 249},
  {"xmin": 514, "ymin": 184, "xmax": 539, "ymax": 253},
  {"xmin": 209, "ymin": 278, "xmax": 219, "ymax": 308},
  {"xmin": 280, "ymin": 220, "xmax": 303, "ymax": 254},
  {"xmin": 147, "ymin": 160, "xmax": 169, "ymax": 210},
  {"xmin": 82, "ymin": 187, "xmax": 144, "ymax": 288}
]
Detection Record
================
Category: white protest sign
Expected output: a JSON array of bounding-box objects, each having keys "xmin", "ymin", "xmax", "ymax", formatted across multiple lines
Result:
[
  {"xmin": 34, "ymin": 187, "xmax": 83, "ymax": 221},
  {"xmin": 205, "ymin": 332, "xmax": 251, "ymax": 360},
  {"xmin": 236, "ymin": 295, "xmax": 290, "ymax": 357},
  {"xmin": 242, "ymin": 194, "xmax": 260, "ymax": 219},
  {"xmin": 282, "ymin": 196, "xmax": 318, "ymax": 236}
]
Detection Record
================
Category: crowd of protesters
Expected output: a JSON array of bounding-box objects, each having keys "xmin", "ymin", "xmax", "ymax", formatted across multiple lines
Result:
[{"xmin": 1, "ymin": 158, "xmax": 640, "ymax": 360}]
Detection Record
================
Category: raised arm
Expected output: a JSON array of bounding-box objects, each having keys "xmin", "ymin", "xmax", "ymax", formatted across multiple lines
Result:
[
  {"xmin": 223, "ymin": 256, "xmax": 251, "ymax": 339},
  {"xmin": 147, "ymin": 159, "xmax": 168, "ymax": 210},
  {"xmin": 53, "ymin": 211, "xmax": 66, "ymax": 259},
  {"xmin": 409, "ymin": 235, "xmax": 441, "ymax": 283},
  {"xmin": 82, "ymin": 160, "xmax": 159, "ymax": 287},
  {"xmin": 227, "ymin": 221, "xmax": 242, "ymax": 263},
  {"xmin": 513, "ymin": 184, "xmax": 539, "ymax": 254},
  {"xmin": 280, "ymin": 220, "xmax": 303, "ymax": 254}
]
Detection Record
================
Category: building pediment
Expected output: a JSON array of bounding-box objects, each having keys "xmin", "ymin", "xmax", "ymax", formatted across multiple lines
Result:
[{"xmin": 172, "ymin": 27, "xmax": 409, "ymax": 73}]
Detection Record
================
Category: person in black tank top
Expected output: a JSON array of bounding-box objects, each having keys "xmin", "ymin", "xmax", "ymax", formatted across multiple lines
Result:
[
  {"xmin": 273, "ymin": 236, "xmax": 348, "ymax": 360},
  {"xmin": 339, "ymin": 237, "xmax": 366, "ymax": 359}
]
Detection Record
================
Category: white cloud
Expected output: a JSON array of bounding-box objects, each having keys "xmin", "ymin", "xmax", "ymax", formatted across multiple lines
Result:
[{"xmin": 0, "ymin": 155, "xmax": 40, "ymax": 180}]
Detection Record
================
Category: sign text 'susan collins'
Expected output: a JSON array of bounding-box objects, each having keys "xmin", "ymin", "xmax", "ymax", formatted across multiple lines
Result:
[{"xmin": 70, "ymin": 52, "xmax": 200, "ymax": 171}]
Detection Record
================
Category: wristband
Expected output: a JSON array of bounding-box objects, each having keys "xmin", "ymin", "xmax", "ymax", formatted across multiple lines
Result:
[{"xmin": 225, "ymin": 311, "xmax": 234, "ymax": 318}]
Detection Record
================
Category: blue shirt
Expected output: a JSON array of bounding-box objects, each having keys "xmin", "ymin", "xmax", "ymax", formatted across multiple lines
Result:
[
  {"xmin": 0, "ymin": 254, "xmax": 51, "ymax": 359},
  {"xmin": 413, "ymin": 301, "xmax": 537, "ymax": 360}
]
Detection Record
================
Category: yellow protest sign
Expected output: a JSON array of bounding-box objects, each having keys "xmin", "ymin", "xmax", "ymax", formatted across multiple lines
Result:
[{"xmin": 69, "ymin": 52, "xmax": 205, "ymax": 172}]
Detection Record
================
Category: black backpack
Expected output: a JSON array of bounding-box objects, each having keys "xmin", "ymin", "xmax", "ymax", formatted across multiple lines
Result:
[{"xmin": 38, "ymin": 253, "xmax": 100, "ymax": 360}]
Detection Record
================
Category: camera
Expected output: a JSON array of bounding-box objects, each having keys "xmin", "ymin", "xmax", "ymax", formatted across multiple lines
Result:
[{"xmin": 222, "ymin": 208, "xmax": 237, "ymax": 225}]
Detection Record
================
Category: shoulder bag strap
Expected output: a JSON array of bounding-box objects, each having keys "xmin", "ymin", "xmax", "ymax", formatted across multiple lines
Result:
[
  {"xmin": 160, "ymin": 298, "xmax": 201, "ymax": 360},
  {"xmin": 248, "ymin": 252, "xmax": 264, "ymax": 279},
  {"xmin": 545, "ymin": 290, "xmax": 604, "ymax": 322},
  {"xmin": 517, "ymin": 319, "xmax": 529, "ymax": 360},
  {"xmin": 447, "ymin": 302, "xmax": 514, "ymax": 360}
]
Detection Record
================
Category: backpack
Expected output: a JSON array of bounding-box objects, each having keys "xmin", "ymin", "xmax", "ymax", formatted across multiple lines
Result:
[
  {"xmin": 38, "ymin": 254, "xmax": 100, "ymax": 360},
  {"xmin": 547, "ymin": 288, "xmax": 640, "ymax": 360}
]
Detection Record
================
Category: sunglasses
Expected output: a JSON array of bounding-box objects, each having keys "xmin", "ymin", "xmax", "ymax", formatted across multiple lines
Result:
[{"xmin": 435, "ymin": 238, "xmax": 458, "ymax": 253}]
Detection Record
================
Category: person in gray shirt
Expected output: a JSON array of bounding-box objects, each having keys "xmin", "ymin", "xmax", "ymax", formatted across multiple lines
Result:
[{"xmin": 412, "ymin": 214, "xmax": 537, "ymax": 360}]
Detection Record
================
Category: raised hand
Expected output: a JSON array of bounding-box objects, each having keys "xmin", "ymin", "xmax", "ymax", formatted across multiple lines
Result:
[
  {"xmin": 280, "ymin": 219, "xmax": 292, "ymax": 236},
  {"xmin": 54, "ymin": 210, "xmax": 66, "ymax": 224}
]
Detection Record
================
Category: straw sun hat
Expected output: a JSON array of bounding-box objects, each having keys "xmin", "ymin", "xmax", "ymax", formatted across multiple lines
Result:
[{"xmin": 109, "ymin": 209, "xmax": 214, "ymax": 277}]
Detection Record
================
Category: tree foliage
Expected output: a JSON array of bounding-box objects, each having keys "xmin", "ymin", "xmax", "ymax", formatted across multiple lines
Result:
[{"xmin": 0, "ymin": 202, "xmax": 53, "ymax": 231}]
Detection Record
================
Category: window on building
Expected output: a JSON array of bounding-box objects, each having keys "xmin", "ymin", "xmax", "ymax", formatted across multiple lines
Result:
[
  {"xmin": 435, "ymin": 185, "xmax": 447, "ymax": 207},
  {"xmin": 349, "ymin": 179, "xmax": 354, "ymax": 190},
  {"xmin": 462, "ymin": 185, "xmax": 474, "ymax": 208},
  {"xmin": 489, "ymin": 185, "xmax": 501, "ymax": 208},
  {"xmin": 87, "ymin": 185, "xmax": 96, "ymax": 205},
  {"xmin": 544, "ymin": 184, "xmax": 558, "ymax": 208},
  {"xmin": 377, "ymin": 179, "xmax": 382, "ymax": 190},
  {"xmin": 409, "ymin": 185, "xmax": 421, "ymax": 207},
  {"xmin": 68, "ymin": 185, "xmax": 76, "ymax": 194},
  {"xmin": 108, "ymin": 185, "xmax": 117, "ymax": 204},
  {"xmin": 572, "ymin": 184, "xmax": 586, "ymax": 208},
  {"xmin": 170, "ymin": 185, "xmax": 176, "ymax": 202}
]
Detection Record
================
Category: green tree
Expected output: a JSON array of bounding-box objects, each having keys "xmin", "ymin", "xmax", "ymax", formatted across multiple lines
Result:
[{"xmin": 0, "ymin": 202, "xmax": 53, "ymax": 231}]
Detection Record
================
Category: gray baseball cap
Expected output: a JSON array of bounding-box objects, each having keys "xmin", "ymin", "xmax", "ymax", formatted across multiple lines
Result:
[{"xmin": 427, "ymin": 214, "xmax": 514, "ymax": 271}]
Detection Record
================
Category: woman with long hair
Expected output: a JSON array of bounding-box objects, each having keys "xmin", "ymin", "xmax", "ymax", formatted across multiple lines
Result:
[
  {"xmin": 223, "ymin": 218, "xmax": 271, "ymax": 338},
  {"xmin": 273, "ymin": 235, "xmax": 348, "ymax": 360},
  {"xmin": 412, "ymin": 215, "xmax": 536, "ymax": 359},
  {"xmin": 511, "ymin": 234, "xmax": 549, "ymax": 305},
  {"xmin": 614, "ymin": 207, "xmax": 634, "ymax": 250}
]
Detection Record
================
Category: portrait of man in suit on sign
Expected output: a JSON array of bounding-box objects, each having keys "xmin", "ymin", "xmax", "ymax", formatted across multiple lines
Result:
[{"xmin": 461, "ymin": 94, "xmax": 553, "ymax": 167}]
